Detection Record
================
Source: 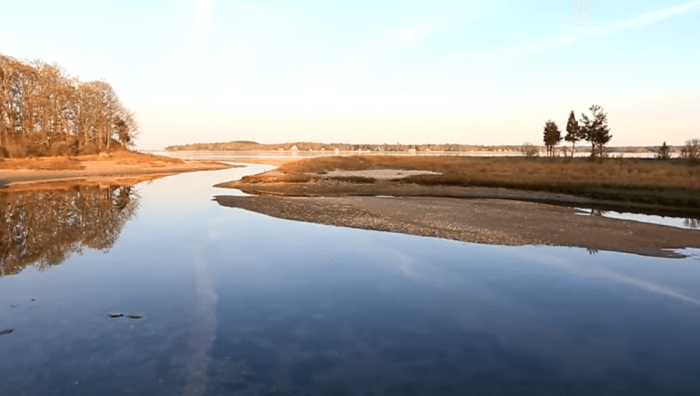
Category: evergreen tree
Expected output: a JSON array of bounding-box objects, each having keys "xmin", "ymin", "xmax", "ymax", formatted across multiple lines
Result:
[
  {"xmin": 564, "ymin": 110, "xmax": 582, "ymax": 158},
  {"xmin": 543, "ymin": 120, "xmax": 562, "ymax": 157},
  {"xmin": 580, "ymin": 105, "xmax": 612, "ymax": 158},
  {"xmin": 656, "ymin": 141, "xmax": 671, "ymax": 160}
]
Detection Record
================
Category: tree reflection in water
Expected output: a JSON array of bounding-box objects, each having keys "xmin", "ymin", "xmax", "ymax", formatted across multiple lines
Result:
[
  {"xmin": 0, "ymin": 183, "xmax": 140, "ymax": 276},
  {"xmin": 684, "ymin": 218, "xmax": 700, "ymax": 229}
]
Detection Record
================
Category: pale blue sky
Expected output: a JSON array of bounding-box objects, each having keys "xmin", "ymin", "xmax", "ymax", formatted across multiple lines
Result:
[{"xmin": 1, "ymin": 0, "xmax": 698, "ymax": 149}]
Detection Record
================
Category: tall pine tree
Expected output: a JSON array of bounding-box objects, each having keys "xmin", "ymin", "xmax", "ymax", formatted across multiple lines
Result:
[
  {"xmin": 564, "ymin": 110, "xmax": 582, "ymax": 158},
  {"xmin": 543, "ymin": 120, "xmax": 562, "ymax": 158}
]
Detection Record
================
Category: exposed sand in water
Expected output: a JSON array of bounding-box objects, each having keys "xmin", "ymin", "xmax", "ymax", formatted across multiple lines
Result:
[{"xmin": 216, "ymin": 194, "xmax": 700, "ymax": 258}]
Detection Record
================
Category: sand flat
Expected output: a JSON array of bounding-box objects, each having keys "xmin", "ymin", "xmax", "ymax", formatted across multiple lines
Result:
[{"xmin": 216, "ymin": 195, "xmax": 700, "ymax": 258}]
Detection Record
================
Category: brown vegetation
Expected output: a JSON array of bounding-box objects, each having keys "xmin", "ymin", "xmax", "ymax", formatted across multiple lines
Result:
[
  {"xmin": 228, "ymin": 155, "xmax": 700, "ymax": 210},
  {"xmin": 0, "ymin": 151, "xmax": 230, "ymax": 186},
  {"xmin": 0, "ymin": 54, "xmax": 138, "ymax": 158},
  {"xmin": 0, "ymin": 151, "xmax": 183, "ymax": 171},
  {"xmin": 0, "ymin": 156, "xmax": 83, "ymax": 170}
]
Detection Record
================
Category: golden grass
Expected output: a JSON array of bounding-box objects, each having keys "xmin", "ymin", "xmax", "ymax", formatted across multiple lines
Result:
[
  {"xmin": 0, "ymin": 151, "xmax": 183, "ymax": 171},
  {"xmin": 250, "ymin": 155, "xmax": 700, "ymax": 208},
  {"xmin": 78, "ymin": 151, "xmax": 184, "ymax": 165}
]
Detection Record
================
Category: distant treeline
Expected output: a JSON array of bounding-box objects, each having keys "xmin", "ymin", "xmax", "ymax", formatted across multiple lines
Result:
[
  {"xmin": 165, "ymin": 140, "xmax": 661, "ymax": 154},
  {"xmin": 0, "ymin": 54, "xmax": 137, "ymax": 158}
]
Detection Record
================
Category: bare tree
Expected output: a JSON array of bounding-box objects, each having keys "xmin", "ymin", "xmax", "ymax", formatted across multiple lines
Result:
[
  {"xmin": 521, "ymin": 142, "xmax": 539, "ymax": 159},
  {"xmin": 0, "ymin": 54, "xmax": 138, "ymax": 157},
  {"xmin": 680, "ymin": 139, "xmax": 700, "ymax": 165}
]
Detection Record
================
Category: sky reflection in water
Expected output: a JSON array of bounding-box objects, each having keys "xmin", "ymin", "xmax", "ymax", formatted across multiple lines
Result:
[{"xmin": 1, "ymin": 165, "xmax": 700, "ymax": 395}]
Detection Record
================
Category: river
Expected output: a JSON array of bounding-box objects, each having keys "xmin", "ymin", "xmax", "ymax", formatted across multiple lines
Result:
[{"xmin": 1, "ymin": 163, "xmax": 699, "ymax": 395}]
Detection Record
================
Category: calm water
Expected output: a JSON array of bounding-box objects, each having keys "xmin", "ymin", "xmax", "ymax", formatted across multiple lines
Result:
[
  {"xmin": 575, "ymin": 208, "xmax": 700, "ymax": 230},
  {"xmin": 2, "ymin": 164, "xmax": 700, "ymax": 396}
]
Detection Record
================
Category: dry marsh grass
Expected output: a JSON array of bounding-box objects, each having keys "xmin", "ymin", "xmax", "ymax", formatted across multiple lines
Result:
[
  {"xmin": 0, "ymin": 157, "xmax": 84, "ymax": 170},
  {"xmin": 78, "ymin": 151, "xmax": 184, "ymax": 165},
  {"xmin": 250, "ymin": 155, "xmax": 700, "ymax": 208},
  {"xmin": 0, "ymin": 151, "xmax": 183, "ymax": 171}
]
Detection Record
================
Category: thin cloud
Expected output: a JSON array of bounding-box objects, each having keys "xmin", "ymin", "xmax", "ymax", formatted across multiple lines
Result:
[
  {"xmin": 190, "ymin": 0, "xmax": 214, "ymax": 52},
  {"xmin": 494, "ymin": 1, "xmax": 700, "ymax": 59}
]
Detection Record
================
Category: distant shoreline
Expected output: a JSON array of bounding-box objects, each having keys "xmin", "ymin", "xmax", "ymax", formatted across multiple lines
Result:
[{"xmin": 163, "ymin": 140, "xmax": 669, "ymax": 156}]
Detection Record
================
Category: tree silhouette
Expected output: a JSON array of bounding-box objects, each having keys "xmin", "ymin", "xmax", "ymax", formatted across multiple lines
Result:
[
  {"xmin": 543, "ymin": 120, "xmax": 562, "ymax": 157},
  {"xmin": 680, "ymin": 139, "xmax": 700, "ymax": 165},
  {"xmin": 564, "ymin": 110, "xmax": 582, "ymax": 158},
  {"xmin": 656, "ymin": 141, "xmax": 671, "ymax": 160},
  {"xmin": 580, "ymin": 105, "xmax": 612, "ymax": 158}
]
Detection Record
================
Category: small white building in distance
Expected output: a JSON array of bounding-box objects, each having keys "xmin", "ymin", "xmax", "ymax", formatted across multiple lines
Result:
[
  {"xmin": 408, "ymin": 148, "xmax": 417, "ymax": 154},
  {"xmin": 290, "ymin": 145, "xmax": 299, "ymax": 152}
]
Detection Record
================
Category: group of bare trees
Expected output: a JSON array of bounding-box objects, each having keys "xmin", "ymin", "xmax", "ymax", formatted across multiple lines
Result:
[
  {"xmin": 542, "ymin": 105, "xmax": 612, "ymax": 158},
  {"xmin": 0, "ymin": 54, "xmax": 137, "ymax": 158}
]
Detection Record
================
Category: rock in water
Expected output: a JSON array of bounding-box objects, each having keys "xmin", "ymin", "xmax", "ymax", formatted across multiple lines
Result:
[
  {"xmin": 0, "ymin": 329, "xmax": 14, "ymax": 335},
  {"xmin": 108, "ymin": 313, "xmax": 124, "ymax": 318},
  {"xmin": 127, "ymin": 314, "xmax": 143, "ymax": 319}
]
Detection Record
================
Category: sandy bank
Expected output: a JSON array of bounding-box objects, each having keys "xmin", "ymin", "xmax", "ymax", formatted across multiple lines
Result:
[
  {"xmin": 215, "ymin": 195, "xmax": 700, "ymax": 258},
  {"xmin": 0, "ymin": 159, "xmax": 233, "ymax": 186}
]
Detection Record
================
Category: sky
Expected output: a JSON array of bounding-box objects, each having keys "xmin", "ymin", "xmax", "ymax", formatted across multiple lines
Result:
[{"xmin": 0, "ymin": 0, "xmax": 698, "ymax": 149}]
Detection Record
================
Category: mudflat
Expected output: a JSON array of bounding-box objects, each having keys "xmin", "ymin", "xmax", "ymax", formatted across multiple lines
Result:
[{"xmin": 216, "ymin": 195, "xmax": 700, "ymax": 258}]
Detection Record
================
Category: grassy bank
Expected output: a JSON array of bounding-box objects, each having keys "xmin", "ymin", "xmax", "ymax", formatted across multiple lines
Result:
[
  {"xmin": 0, "ymin": 151, "xmax": 183, "ymax": 171},
  {"xmin": 235, "ymin": 155, "xmax": 700, "ymax": 209}
]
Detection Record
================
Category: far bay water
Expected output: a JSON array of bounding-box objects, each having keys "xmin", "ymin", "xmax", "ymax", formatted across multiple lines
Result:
[{"xmin": 2, "ymin": 164, "xmax": 700, "ymax": 395}]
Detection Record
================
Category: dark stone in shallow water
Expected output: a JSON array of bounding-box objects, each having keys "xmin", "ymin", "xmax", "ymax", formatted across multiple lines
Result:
[
  {"xmin": 0, "ymin": 329, "xmax": 14, "ymax": 335},
  {"xmin": 127, "ymin": 314, "xmax": 143, "ymax": 319}
]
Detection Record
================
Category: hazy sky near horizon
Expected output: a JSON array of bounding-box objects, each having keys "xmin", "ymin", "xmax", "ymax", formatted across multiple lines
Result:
[{"xmin": 1, "ymin": 0, "xmax": 698, "ymax": 149}]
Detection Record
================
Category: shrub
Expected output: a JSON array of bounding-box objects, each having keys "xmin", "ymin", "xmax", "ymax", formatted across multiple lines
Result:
[
  {"xmin": 656, "ymin": 142, "xmax": 672, "ymax": 160},
  {"xmin": 48, "ymin": 138, "xmax": 79, "ymax": 156},
  {"xmin": 5, "ymin": 139, "xmax": 28, "ymax": 158},
  {"xmin": 680, "ymin": 139, "xmax": 700, "ymax": 165},
  {"xmin": 520, "ymin": 143, "xmax": 539, "ymax": 159}
]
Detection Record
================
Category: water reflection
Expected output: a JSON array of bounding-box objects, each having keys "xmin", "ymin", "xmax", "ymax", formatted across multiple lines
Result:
[
  {"xmin": 2, "ymin": 165, "xmax": 700, "ymax": 395},
  {"xmin": 685, "ymin": 218, "xmax": 700, "ymax": 229},
  {"xmin": 577, "ymin": 207, "xmax": 700, "ymax": 230},
  {"xmin": 0, "ymin": 182, "xmax": 140, "ymax": 276}
]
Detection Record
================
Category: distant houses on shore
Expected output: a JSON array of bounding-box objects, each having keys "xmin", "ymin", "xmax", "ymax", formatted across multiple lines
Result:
[{"xmin": 164, "ymin": 140, "xmax": 665, "ymax": 156}]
